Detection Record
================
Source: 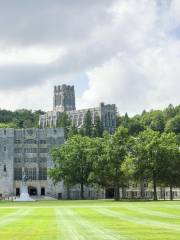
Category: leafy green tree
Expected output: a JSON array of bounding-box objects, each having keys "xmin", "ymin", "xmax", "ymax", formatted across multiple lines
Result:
[
  {"xmin": 128, "ymin": 129, "xmax": 162, "ymax": 200},
  {"xmin": 68, "ymin": 124, "xmax": 78, "ymax": 138},
  {"xmin": 91, "ymin": 128, "xmax": 130, "ymax": 200},
  {"xmin": 88, "ymin": 134, "xmax": 111, "ymax": 189},
  {"xmin": 107, "ymin": 127, "xmax": 130, "ymax": 200},
  {"xmin": 150, "ymin": 111, "xmax": 165, "ymax": 133},
  {"xmin": 128, "ymin": 117, "xmax": 145, "ymax": 136},
  {"xmin": 164, "ymin": 104, "xmax": 176, "ymax": 120},
  {"xmin": 122, "ymin": 136, "xmax": 147, "ymax": 199},
  {"xmin": 165, "ymin": 115, "xmax": 180, "ymax": 134},
  {"xmin": 56, "ymin": 112, "xmax": 71, "ymax": 139},
  {"xmin": 93, "ymin": 115, "xmax": 104, "ymax": 137},
  {"xmin": 49, "ymin": 135, "xmax": 93, "ymax": 199},
  {"xmin": 158, "ymin": 132, "xmax": 180, "ymax": 200},
  {"xmin": 0, "ymin": 122, "xmax": 17, "ymax": 128},
  {"xmin": 83, "ymin": 110, "xmax": 93, "ymax": 137}
]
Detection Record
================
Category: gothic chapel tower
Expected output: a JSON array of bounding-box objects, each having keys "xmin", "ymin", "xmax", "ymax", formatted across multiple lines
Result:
[{"xmin": 53, "ymin": 85, "xmax": 76, "ymax": 112}]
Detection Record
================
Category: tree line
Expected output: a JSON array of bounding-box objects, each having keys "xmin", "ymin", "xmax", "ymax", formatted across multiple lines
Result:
[
  {"xmin": 0, "ymin": 109, "xmax": 45, "ymax": 128},
  {"xmin": 50, "ymin": 104, "xmax": 180, "ymax": 201}
]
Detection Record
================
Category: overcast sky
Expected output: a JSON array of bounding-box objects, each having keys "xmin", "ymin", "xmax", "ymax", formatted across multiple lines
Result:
[{"xmin": 0, "ymin": 0, "xmax": 179, "ymax": 115}]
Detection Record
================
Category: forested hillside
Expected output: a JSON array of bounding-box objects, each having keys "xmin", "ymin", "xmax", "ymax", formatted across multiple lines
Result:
[
  {"xmin": 117, "ymin": 104, "xmax": 180, "ymax": 143},
  {"xmin": 0, "ymin": 109, "xmax": 45, "ymax": 128}
]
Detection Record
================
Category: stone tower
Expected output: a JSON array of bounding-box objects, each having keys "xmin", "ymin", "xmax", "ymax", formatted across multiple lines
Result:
[{"xmin": 53, "ymin": 84, "xmax": 76, "ymax": 112}]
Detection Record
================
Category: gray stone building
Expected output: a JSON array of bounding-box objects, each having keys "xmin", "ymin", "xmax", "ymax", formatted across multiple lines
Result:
[
  {"xmin": 39, "ymin": 84, "xmax": 117, "ymax": 133},
  {"xmin": 0, "ymin": 127, "xmax": 104, "ymax": 199},
  {"xmin": 0, "ymin": 128, "xmax": 64, "ymax": 198}
]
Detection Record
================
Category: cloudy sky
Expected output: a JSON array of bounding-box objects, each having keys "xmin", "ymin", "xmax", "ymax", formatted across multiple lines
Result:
[{"xmin": 0, "ymin": 0, "xmax": 179, "ymax": 115}]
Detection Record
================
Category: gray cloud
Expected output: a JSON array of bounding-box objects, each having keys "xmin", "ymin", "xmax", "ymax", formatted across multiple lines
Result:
[
  {"xmin": 0, "ymin": 0, "xmax": 179, "ymax": 113},
  {"xmin": 0, "ymin": 0, "xmax": 114, "ymax": 46}
]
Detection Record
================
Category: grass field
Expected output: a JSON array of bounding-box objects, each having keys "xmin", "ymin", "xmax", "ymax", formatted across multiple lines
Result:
[{"xmin": 0, "ymin": 200, "xmax": 180, "ymax": 240}]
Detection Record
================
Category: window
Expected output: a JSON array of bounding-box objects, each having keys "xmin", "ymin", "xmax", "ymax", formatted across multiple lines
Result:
[
  {"xmin": 15, "ymin": 140, "xmax": 21, "ymax": 144},
  {"xmin": 24, "ymin": 158, "xmax": 37, "ymax": 163},
  {"xmin": 3, "ymin": 164, "xmax": 6, "ymax": 172},
  {"xmin": 14, "ymin": 158, "xmax": 21, "ymax": 163},
  {"xmin": 4, "ymin": 146, "xmax": 6, "ymax": 152},
  {"xmin": 24, "ymin": 139, "xmax": 36, "ymax": 144},
  {"xmin": 24, "ymin": 148, "xmax": 37, "ymax": 153},
  {"xmin": 39, "ymin": 158, "xmax": 47, "ymax": 163},
  {"xmin": 39, "ymin": 148, "xmax": 48, "ymax": 153},
  {"xmin": 14, "ymin": 148, "xmax": 22, "ymax": 153},
  {"xmin": 25, "ymin": 168, "xmax": 37, "ymax": 180},
  {"xmin": 4, "ymin": 129, "xmax": 6, "ymax": 135},
  {"xmin": 14, "ymin": 168, "xmax": 22, "ymax": 180},
  {"xmin": 39, "ymin": 168, "xmax": 47, "ymax": 180},
  {"xmin": 39, "ymin": 140, "xmax": 46, "ymax": 144}
]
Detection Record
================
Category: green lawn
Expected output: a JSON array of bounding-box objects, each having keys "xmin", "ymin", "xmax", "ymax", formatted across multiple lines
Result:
[{"xmin": 0, "ymin": 200, "xmax": 180, "ymax": 240}]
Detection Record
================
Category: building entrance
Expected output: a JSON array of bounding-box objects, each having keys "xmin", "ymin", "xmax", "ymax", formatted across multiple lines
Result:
[
  {"xmin": 41, "ymin": 187, "xmax": 45, "ymax": 196},
  {"xmin": 28, "ymin": 187, "xmax": 37, "ymax": 196},
  {"xmin": 16, "ymin": 188, "xmax": 20, "ymax": 196}
]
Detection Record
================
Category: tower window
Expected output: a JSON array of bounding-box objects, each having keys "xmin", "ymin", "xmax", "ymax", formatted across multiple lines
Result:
[{"xmin": 4, "ymin": 164, "xmax": 6, "ymax": 172}]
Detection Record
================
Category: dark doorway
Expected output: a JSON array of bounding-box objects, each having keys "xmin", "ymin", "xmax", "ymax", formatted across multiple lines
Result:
[
  {"xmin": 16, "ymin": 188, "xmax": 20, "ymax": 196},
  {"xmin": 28, "ymin": 187, "xmax": 37, "ymax": 196},
  {"xmin": 105, "ymin": 188, "xmax": 114, "ymax": 199},
  {"xmin": 58, "ymin": 193, "xmax": 62, "ymax": 200},
  {"xmin": 41, "ymin": 187, "xmax": 45, "ymax": 196}
]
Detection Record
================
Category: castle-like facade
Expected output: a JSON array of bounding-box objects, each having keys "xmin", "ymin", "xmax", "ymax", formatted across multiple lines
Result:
[
  {"xmin": 39, "ymin": 85, "xmax": 117, "ymax": 134},
  {"xmin": 0, "ymin": 128, "xmax": 65, "ymax": 198},
  {"xmin": 0, "ymin": 128, "xmax": 104, "ymax": 199}
]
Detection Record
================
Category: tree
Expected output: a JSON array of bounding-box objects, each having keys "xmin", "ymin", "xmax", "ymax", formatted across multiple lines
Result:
[
  {"xmin": 122, "ymin": 136, "xmax": 147, "ymax": 199},
  {"xmin": 164, "ymin": 104, "xmax": 176, "ymax": 120},
  {"xmin": 68, "ymin": 124, "xmax": 78, "ymax": 138},
  {"xmin": 158, "ymin": 132, "xmax": 180, "ymax": 200},
  {"xmin": 128, "ymin": 117, "xmax": 145, "ymax": 136},
  {"xmin": 150, "ymin": 111, "xmax": 165, "ymax": 133},
  {"xmin": 128, "ymin": 129, "xmax": 162, "ymax": 200},
  {"xmin": 83, "ymin": 110, "xmax": 93, "ymax": 137},
  {"xmin": 93, "ymin": 115, "xmax": 104, "ymax": 137},
  {"xmin": 165, "ymin": 115, "xmax": 180, "ymax": 135},
  {"xmin": 91, "ymin": 128, "xmax": 130, "ymax": 200},
  {"xmin": 108, "ymin": 127, "xmax": 130, "ymax": 200},
  {"xmin": 89, "ymin": 134, "xmax": 111, "ymax": 190},
  {"xmin": 56, "ymin": 112, "xmax": 71, "ymax": 139},
  {"xmin": 49, "ymin": 135, "xmax": 93, "ymax": 199}
]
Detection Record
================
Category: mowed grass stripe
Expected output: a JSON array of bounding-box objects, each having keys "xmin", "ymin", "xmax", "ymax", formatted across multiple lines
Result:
[
  {"xmin": 0, "ymin": 208, "xmax": 19, "ymax": 218},
  {"xmin": 80, "ymin": 207, "xmax": 180, "ymax": 240},
  {"xmin": 0, "ymin": 208, "xmax": 33, "ymax": 228},
  {"xmin": 94, "ymin": 207, "xmax": 180, "ymax": 233},
  {"xmin": 74, "ymin": 207, "xmax": 136, "ymax": 240},
  {"xmin": 108, "ymin": 206, "xmax": 180, "ymax": 225},
  {"xmin": 121, "ymin": 205, "xmax": 180, "ymax": 220},
  {"xmin": 55, "ymin": 207, "xmax": 128, "ymax": 240},
  {"xmin": 0, "ymin": 208, "xmax": 58, "ymax": 240}
]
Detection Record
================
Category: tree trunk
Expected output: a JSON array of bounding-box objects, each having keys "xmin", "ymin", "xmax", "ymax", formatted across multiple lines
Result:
[
  {"xmin": 80, "ymin": 182, "xmax": 84, "ymax": 199},
  {"xmin": 153, "ymin": 174, "xmax": 157, "ymax": 201},
  {"xmin": 140, "ymin": 180, "xmax": 145, "ymax": 199},
  {"xmin": 67, "ymin": 184, "xmax": 70, "ymax": 200},
  {"xmin": 163, "ymin": 187, "xmax": 166, "ymax": 201},
  {"xmin": 114, "ymin": 183, "xmax": 120, "ymax": 201},
  {"xmin": 122, "ymin": 187, "xmax": 126, "ymax": 199},
  {"xmin": 170, "ymin": 184, "xmax": 173, "ymax": 201}
]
